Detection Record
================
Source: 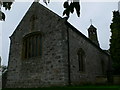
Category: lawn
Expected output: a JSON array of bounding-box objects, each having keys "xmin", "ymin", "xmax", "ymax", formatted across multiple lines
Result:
[{"xmin": 2, "ymin": 85, "xmax": 120, "ymax": 90}]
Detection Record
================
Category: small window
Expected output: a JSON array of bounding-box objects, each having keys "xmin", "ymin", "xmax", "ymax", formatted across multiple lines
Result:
[
  {"xmin": 77, "ymin": 48, "xmax": 85, "ymax": 72},
  {"xmin": 22, "ymin": 32, "xmax": 42, "ymax": 59}
]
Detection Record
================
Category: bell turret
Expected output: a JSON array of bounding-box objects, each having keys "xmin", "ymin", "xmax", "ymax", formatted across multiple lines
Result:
[{"xmin": 88, "ymin": 24, "xmax": 100, "ymax": 46}]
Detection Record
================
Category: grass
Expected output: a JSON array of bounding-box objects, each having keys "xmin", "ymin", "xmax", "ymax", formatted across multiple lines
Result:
[
  {"xmin": 40, "ymin": 85, "xmax": 120, "ymax": 88},
  {"xmin": 2, "ymin": 85, "xmax": 120, "ymax": 90}
]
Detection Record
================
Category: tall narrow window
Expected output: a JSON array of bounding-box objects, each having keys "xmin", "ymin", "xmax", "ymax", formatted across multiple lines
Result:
[
  {"xmin": 77, "ymin": 48, "xmax": 85, "ymax": 72},
  {"xmin": 22, "ymin": 32, "xmax": 42, "ymax": 59}
]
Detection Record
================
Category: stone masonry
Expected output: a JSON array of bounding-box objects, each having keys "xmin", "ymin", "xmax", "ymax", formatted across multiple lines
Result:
[{"xmin": 5, "ymin": 2, "xmax": 110, "ymax": 88}]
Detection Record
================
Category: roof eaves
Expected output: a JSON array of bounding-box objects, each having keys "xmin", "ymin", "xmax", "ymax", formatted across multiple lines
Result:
[{"xmin": 65, "ymin": 21, "xmax": 109, "ymax": 56}]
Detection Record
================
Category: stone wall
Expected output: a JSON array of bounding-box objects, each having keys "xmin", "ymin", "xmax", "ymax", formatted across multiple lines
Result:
[
  {"xmin": 66, "ymin": 23, "xmax": 109, "ymax": 85},
  {"xmin": 113, "ymin": 75, "xmax": 120, "ymax": 85},
  {"xmin": 6, "ymin": 3, "xmax": 69, "ymax": 88}
]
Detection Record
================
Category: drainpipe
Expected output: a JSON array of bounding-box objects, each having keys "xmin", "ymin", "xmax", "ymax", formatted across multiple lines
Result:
[{"xmin": 64, "ymin": 17, "xmax": 71, "ymax": 85}]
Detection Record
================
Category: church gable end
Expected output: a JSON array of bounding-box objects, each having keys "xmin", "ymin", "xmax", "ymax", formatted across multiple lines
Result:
[
  {"xmin": 6, "ymin": 2, "xmax": 69, "ymax": 88},
  {"xmin": 10, "ymin": 2, "xmax": 62, "ymax": 39}
]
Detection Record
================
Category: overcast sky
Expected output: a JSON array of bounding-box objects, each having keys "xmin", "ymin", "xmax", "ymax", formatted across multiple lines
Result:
[{"xmin": 0, "ymin": 0, "xmax": 119, "ymax": 66}]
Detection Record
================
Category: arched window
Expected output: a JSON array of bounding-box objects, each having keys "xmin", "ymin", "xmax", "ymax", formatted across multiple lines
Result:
[
  {"xmin": 22, "ymin": 32, "xmax": 42, "ymax": 59},
  {"xmin": 77, "ymin": 48, "xmax": 85, "ymax": 72}
]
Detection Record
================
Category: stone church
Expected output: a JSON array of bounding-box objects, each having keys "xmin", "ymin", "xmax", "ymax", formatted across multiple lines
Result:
[{"xmin": 5, "ymin": 2, "xmax": 110, "ymax": 88}]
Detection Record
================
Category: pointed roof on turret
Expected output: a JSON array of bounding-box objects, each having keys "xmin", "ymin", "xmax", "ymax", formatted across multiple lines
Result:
[
  {"xmin": 88, "ymin": 24, "xmax": 96, "ymax": 29},
  {"xmin": 88, "ymin": 24, "xmax": 97, "ymax": 32}
]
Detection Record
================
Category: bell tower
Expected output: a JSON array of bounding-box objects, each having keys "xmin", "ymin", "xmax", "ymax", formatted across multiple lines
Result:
[{"xmin": 88, "ymin": 24, "xmax": 100, "ymax": 46}]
